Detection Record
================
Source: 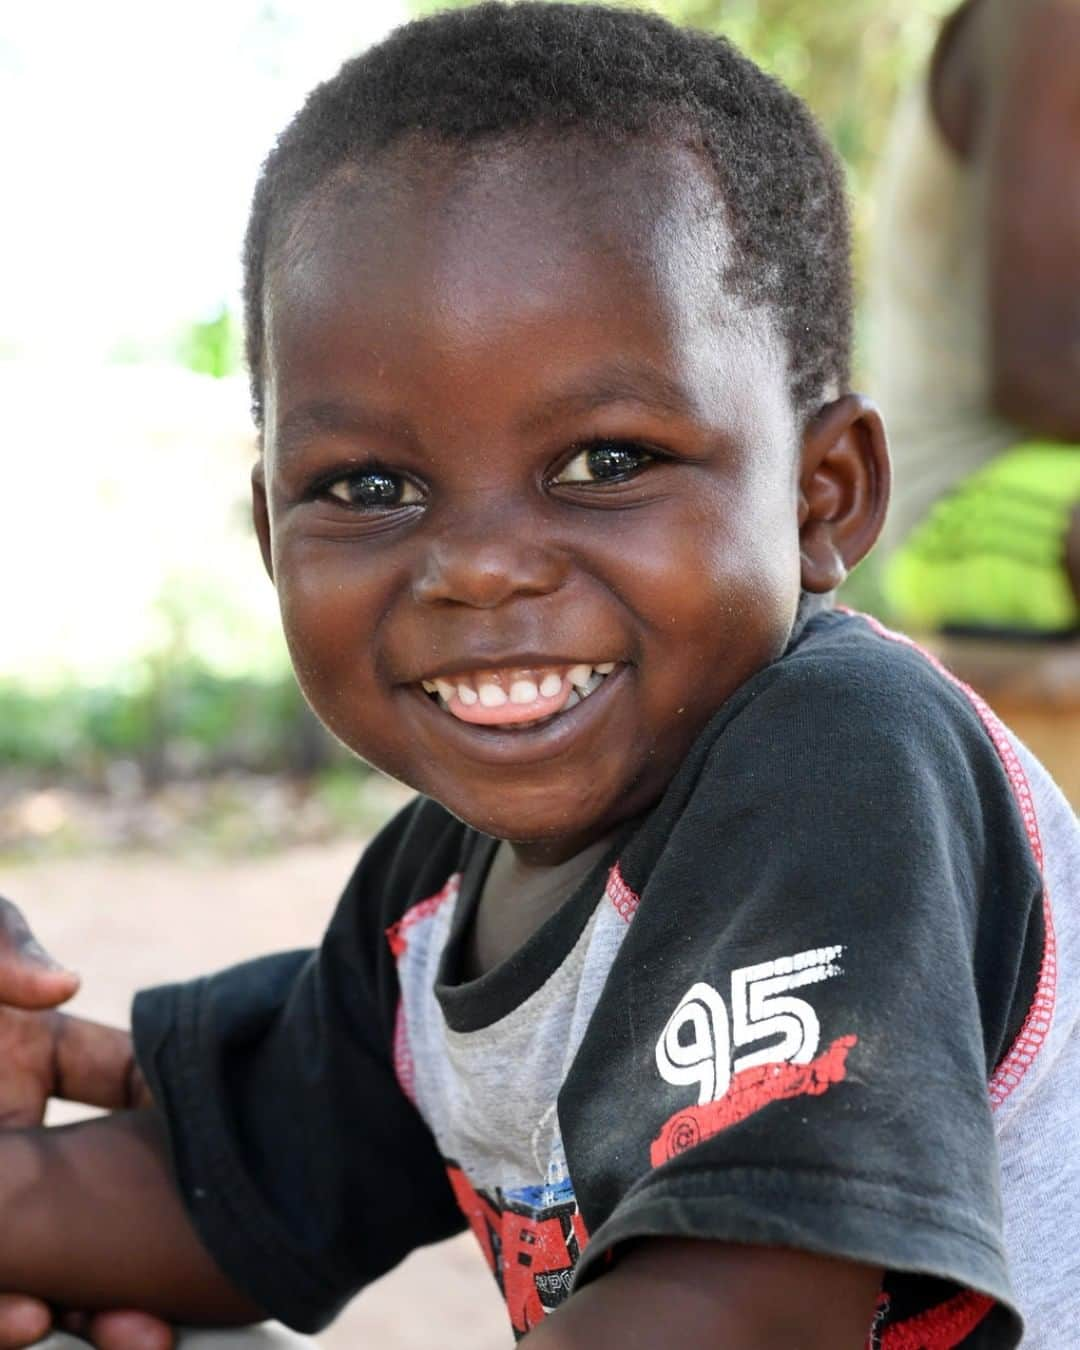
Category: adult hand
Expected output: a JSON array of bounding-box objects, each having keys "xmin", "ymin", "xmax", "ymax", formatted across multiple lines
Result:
[
  {"xmin": 0, "ymin": 895, "xmax": 172, "ymax": 1350},
  {"xmin": 0, "ymin": 895, "xmax": 151, "ymax": 1127}
]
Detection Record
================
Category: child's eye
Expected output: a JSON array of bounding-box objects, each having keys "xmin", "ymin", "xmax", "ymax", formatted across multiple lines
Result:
[
  {"xmin": 323, "ymin": 469, "xmax": 422, "ymax": 510},
  {"xmin": 553, "ymin": 440, "xmax": 655, "ymax": 484}
]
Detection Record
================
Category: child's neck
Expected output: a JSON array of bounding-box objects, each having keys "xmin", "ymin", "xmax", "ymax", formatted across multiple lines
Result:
[{"xmin": 464, "ymin": 835, "xmax": 613, "ymax": 980}]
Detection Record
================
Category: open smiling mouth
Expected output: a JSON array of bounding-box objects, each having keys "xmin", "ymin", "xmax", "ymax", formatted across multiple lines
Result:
[{"xmin": 420, "ymin": 661, "xmax": 617, "ymax": 731}]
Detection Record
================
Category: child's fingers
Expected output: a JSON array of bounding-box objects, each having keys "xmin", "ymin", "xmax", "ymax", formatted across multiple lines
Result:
[
  {"xmin": 58, "ymin": 1309, "xmax": 175, "ymax": 1350},
  {"xmin": 0, "ymin": 1012, "xmax": 148, "ymax": 1123},
  {"xmin": 0, "ymin": 1293, "xmax": 53, "ymax": 1349},
  {"xmin": 0, "ymin": 1062, "xmax": 49, "ymax": 1130},
  {"xmin": 53, "ymin": 1017, "xmax": 151, "ymax": 1112},
  {"xmin": 85, "ymin": 1311, "xmax": 176, "ymax": 1350},
  {"xmin": 0, "ymin": 897, "xmax": 80, "ymax": 1011}
]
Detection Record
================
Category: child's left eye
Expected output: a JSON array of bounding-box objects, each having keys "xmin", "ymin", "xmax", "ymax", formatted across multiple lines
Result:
[
  {"xmin": 324, "ymin": 469, "xmax": 422, "ymax": 510},
  {"xmin": 553, "ymin": 440, "xmax": 655, "ymax": 485}
]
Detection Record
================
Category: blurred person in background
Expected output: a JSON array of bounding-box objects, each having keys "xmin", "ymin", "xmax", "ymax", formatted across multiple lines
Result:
[{"xmin": 871, "ymin": 0, "xmax": 1080, "ymax": 638}]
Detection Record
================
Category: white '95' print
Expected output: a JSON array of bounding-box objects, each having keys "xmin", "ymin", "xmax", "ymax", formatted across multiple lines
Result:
[{"xmin": 655, "ymin": 946, "xmax": 845, "ymax": 1106}]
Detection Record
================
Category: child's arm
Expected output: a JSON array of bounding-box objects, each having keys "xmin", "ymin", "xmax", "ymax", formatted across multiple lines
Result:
[
  {"xmin": 0, "ymin": 1110, "xmax": 265, "ymax": 1323},
  {"xmin": 0, "ymin": 896, "xmax": 256, "ymax": 1344},
  {"xmin": 523, "ymin": 1240, "xmax": 881, "ymax": 1349}
]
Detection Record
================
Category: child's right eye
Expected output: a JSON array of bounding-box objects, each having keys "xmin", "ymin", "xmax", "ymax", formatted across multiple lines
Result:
[{"xmin": 323, "ymin": 469, "xmax": 423, "ymax": 510}]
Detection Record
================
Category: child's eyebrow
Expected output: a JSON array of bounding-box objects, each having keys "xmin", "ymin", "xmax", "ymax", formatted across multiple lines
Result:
[
  {"xmin": 273, "ymin": 401, "xmax": 419, "ymax": 461},
  {"xmin": 518, "ymin": 361, "xmax": 699, "ymax": 434}
]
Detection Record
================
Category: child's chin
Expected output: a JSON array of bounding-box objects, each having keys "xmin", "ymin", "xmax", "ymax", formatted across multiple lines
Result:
[{"xmin": 449, "ymin": 787, "xmax": 625, "ymax": 861}]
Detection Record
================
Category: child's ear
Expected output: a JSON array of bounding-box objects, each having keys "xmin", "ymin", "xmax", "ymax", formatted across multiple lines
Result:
[
  {"xmin": 797, "ymin": 394, "xmax": 890, "ymax": 594},
  {"xmin": 251, "ymin": 458, "xmax": 275, "ymax": 583}
]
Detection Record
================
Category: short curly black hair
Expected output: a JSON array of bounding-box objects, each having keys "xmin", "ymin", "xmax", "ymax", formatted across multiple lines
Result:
[{"xmin": 243, "ymin": 2, "xmax": 851, "ymax": 428}]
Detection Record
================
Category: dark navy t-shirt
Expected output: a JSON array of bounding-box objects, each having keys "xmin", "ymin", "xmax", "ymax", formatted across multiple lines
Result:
[{"xmin": 134, "ymin": 611, "xmax": 1069, "ymax": 1347}]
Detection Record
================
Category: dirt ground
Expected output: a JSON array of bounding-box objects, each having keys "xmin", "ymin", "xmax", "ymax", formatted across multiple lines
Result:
[{"xmin": 2, "ymin": 843, "xmax": 510, "ymax": 1350}]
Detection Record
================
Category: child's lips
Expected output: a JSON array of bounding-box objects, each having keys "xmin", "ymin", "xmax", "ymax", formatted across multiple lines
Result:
[{"xmin": 420, "ymin": 661, "xmax": 616, "ymax": 728}]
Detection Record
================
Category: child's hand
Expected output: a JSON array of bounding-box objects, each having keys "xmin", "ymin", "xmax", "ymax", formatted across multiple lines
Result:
[{"xmin": 0, "ymin": 896, "xmax": 170, "ymax": 1350}]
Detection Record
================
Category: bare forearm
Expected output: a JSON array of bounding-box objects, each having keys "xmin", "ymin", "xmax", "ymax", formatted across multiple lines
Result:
[
  {"xmin": 984, "ymin": 0, "xmax": 1080, "ymax": 436},
  {"xmin": 0, "ymin": 1110, "xmax": 264, "ymax": 1324},
  {"xmin": 523, "ymin": 1240, "xmax": 880, "ymax": 1350}
]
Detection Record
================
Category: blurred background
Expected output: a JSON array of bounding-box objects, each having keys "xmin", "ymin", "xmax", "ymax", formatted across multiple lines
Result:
[{"xmin": 3, "ymin": 0, "xmax": 1073, "ymax": 1346}]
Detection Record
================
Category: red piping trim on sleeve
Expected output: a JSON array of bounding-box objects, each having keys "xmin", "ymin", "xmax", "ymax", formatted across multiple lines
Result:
[
  {"xmin": 841, "ymin": 609, "xmax": 1057, "ymax": 1108},
  {"xmin": 606, "ymin": 861, "xmax": 640, "ymax": 923},
  {"xmin": 392, "ymin": 998, "xmax": 417, "ymax": 1104}
]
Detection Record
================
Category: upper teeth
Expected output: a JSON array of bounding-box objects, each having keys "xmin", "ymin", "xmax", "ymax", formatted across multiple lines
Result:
[{"xmin": 421, "ymin": 661, "xmax": 616, "ymax": 709}]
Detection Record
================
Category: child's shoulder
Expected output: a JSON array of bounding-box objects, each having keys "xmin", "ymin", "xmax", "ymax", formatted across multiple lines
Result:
[
  {"xmin": 687, "ymin": 607, "xmax": 1050, "ymax": 851},
  {"xmin": 753, "ymin": 606, "xmax": 1012, "ymax": 765},
  {"xmin": 729, "ymin": 607, "xmax": 999, "ymax": 756},
  {"xmin": 782, "ymin": 607, "xmax": 983, "ymax": 708}
]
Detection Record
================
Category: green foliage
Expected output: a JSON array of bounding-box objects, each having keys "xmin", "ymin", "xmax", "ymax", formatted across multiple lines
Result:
[
  {"xmin": 1, "ymin": 549, "xmax": 325, "ymax": 782},
  {"xmin": 177, "ymin": 305, "xmax": 242, "ymax": 379},
  {"xmin": 0, "ymin": 668, "xmax": 328, "ymax": 781},
  {"xmin": 410, "ymin": 0, "xmax": 479, "ymax": 13}
]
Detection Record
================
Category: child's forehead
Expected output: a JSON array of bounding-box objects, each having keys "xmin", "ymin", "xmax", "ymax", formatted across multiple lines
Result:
[
  {"xmin": 271, "ymin": 134, "xmax": 738, "ymax": 324},
  {"xmin": 262, "ymin": 133, "xmax": 791, "ymax": 440}
]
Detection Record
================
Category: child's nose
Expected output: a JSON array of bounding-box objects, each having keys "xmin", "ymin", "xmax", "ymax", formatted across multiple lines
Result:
[{"xmin": 411, "ymin": 504, "xmax": 567, "ymax": 609}]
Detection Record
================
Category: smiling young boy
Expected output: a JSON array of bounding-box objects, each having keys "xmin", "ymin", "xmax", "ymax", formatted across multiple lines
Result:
[{"xmin": 0, "ymin": 5, "xmax": 1078, "ymax": 1349}]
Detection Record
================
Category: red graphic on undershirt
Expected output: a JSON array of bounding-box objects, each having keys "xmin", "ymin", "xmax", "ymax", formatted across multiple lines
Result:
[
  {"xmin": 651, "ymin": 1034, "xmax": 857, "ymax": 1166},
  {"xmin": 446, "ymin": 1164, "xmax": 590, "ymax": 1341}
]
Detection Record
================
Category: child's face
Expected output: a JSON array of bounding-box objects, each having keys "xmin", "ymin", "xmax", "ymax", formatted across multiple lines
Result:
[{"xmin": 255, "ymin": 138, "xmax": 806, "ymax": 862}]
